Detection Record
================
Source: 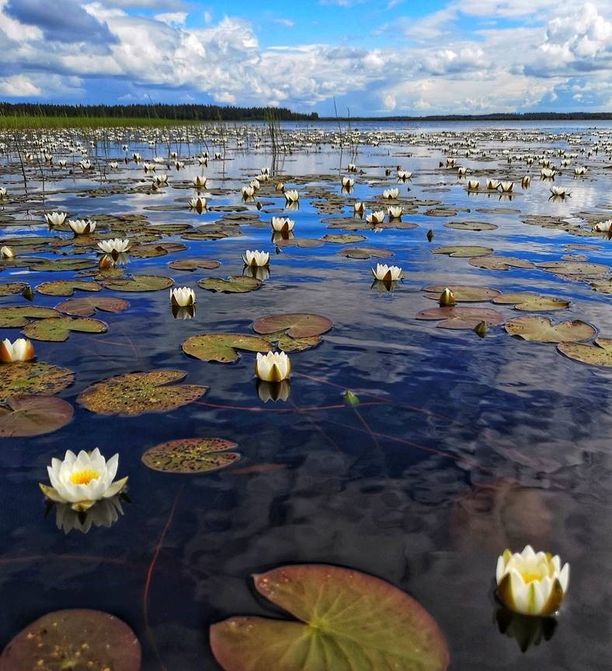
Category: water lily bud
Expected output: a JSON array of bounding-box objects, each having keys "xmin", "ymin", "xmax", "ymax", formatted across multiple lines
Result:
[
  {"xmin": 343, "ymin": 390, "xmax": 360, "ymax": 407},
  {"xmin": 243, "ymin": 250, "xmax": 270, "ymax": 267},
  {"xmin": 255, "ymin": 351, "xmax": 291, "ymax": 382},
  {"xmin": 474, "ymin": 321, "xmax": 488, "ymax": 338},
  {"xmin": 0, "ymin": 337, "xmax": 35, "ymax": 363},
  {"xmin": 354, "ymin": 202, "xmax": 365, "ymax": 214},
  {"xmin": 275, "ymin": 182, "xmax": 285, "ymax": 192},
  {"xmin": 371, "ymin": 263, "xmax": 402, "ymax": 282},
  {"xmin": 98, "ymin": 254, "xmax": 115, "ymax": 270},
  {"xmin": 521, "ymin": 176, "xmax": 531, "ymax": 188},
  {"xmin": 439, "ymin": 288, "xmax": 456, "ymax": 307},
  {"xmin": 22, "ymin": 285, "xmax": 33, "ymax": 301},
  {"xmin": 170, "ymin": 287, "xmax": 196, "ymax": 307},
  {"xmin": 1, "ymin": 246, "xmax": 14, "ymax": 259},
  {"xmin": 45, "ymin": 211, "xmax": 67, "ymax": 228}
]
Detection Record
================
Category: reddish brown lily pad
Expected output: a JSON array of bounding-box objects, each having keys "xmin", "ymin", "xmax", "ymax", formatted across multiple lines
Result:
[
  {"xmin": 253, "ymin": 313, "xmax": 333, "ymax": 338},
  {"xmin": 0, "ymin": 362, "xmax": 74, "ymax": 403},
  {"xmin": 0, "ymin": 396, "xmax": 73, "ymax": 438},
  {"xmin": 558, "ymin": 338, "xmax": 612, "ymax": 367},
  {"xmin": 505, "ymin": 317, "xmax": 596, "ymax": 342},
  {"xmin": 104, "ymin": 275, "xmax": 173, "ymax": 292},
  {"xmin": 141, "ymin": 437, "xmax": 241, "ymax": 474},
  {"xmin": 55, "ymin": 296, "xmax": 130, "ymax": 317},
  {"xmin": 416, "ymin": 306, "xmax": 505, "ymax": 329},
  {"xmin": 492, "ymin": 293, "xmax": 570, "ymax": 312},
  {"xmin": 182, "ymin": 333, "xmax": 271, "ymax": 363},
  {"xmin": 22, "ymin": 317, "xmax": 108, "ymax": 342},
  {"xmin": 469, "ymin": 256, "xmax": 534, "ymax": 271},
  {"xmin": 168, "ymin": 258, "xmax": 221, "ymax": 271}
]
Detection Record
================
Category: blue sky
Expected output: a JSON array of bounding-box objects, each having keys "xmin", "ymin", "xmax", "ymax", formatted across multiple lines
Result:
[{"xmin": 0, "ymin": 0, "xmax": 610, "ymax": 115}]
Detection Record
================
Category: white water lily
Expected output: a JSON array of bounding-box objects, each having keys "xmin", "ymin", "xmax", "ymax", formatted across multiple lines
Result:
[
  {"xmin": 371, "ymin": 263, "xmax": 402, "ymax": 281},
  {"xmin": 382, "ymin": 188, "xmax": 399, "ymax": 199},
  {"xmin": 498, "ymin": 181, "xmax": 514, "ymax": 193},
  {"xmin": 243, "ymin": 249, "xmax": 269, "ymax": 267},
  {"xmin": 108, "ymin": 161, "xmax": 119, "ymax": 169},
  {"xmin": 97, "ymin": 238, "xmax": 130, "ymax": 257},
  {"xmin": 496, "ymin": 545, "xmax": 570, "ymax": 616},
  {"xmin": 58, "ymin": 160, "xmax": 67, "ymax": 168},
  {"xmin": 275, "ymin": 182, "xmax": 285, "ymax": 192},
  {"xmin": 574, "ymin": 166, "xmax": 587, "ymax": 176},
  {"xmin": 397, "ymin": 170, "xmax": 412, "ymax": 181},
  {"xmin": 189, "ymin": 196, "xmax": 207, "ymax": 212},
  {"xmin": 354, "ymin": 202, "xmax": 365, "ymax": 214},
  {"xmin": 132, "ymin": 152, "xmax": 141, "ymax": 162},
  {"xmin": 446, "ymin": 158, "xmax": 456, "ymax": 168},
  {"xmin": 347, "ymin": 163, "xmax": 357, "ymax": 173},
  {"xmin": 143, "ymin": 163, "xmax": 155, "ymax": 172},
  {"xmin": 0, "ymin": 187, "xmax": 6, "ymax": 199},
  {"xmin": 387, "ymin": 206, "xmax": 403, "ymax": 220},
  {"xmin": 241, "ymin": 185, "xmax": 255, "ymax": 199},
  {"xmin": 593, "ymin": 219, "xmax": 611, "ymax": 232},
  {"xmin": 540, "ymin": 168, "xmax": 556, "ymax": 179},
  {"xmin": 79, "ymin": 159, "xmax": 92, "ymax": 170},
  {"xmin": 250, "ymin": 178, "xmax": 261, "ymax": 190},
  {"xmin": 284, "ymin": 189, "xmax": 299, "ymax": 203},
  {"xmin": 0, "ymin": 337, "xmax": 35, "ymax": 363},
  {"xmin": 457, "ymin": 167, "xmax": 468, "ymax": 177},
  {"xmin": 271, "ymin": 217, "xmax": 294, "ymax": 233},
  {"xmin": 193, "ymin": 175, "xmax": 207, "ymax": 188},
  {"xmin": 341, "ymin": 177, "xmax": 354, "ymax": 189},
  {"xmin": 68, "ymin": 219, "xmax": 96, "ymax": 235},
  {"xmin": 467, "ymin": 179, "xmax": 480, "ymax": 191},
  {"xmin": 550, "ymin": 186, "xmax": 570, "ymax": 198},
  {"xmin": 0, "ymin": 245, "xmax": 14, "ymax": 259},
  {"xmin": 170, "ymin": 287, "xmax": 196, "ymax": 307},
  {"xmin": 175, "ymin": 161, "xmax": 185, "ymax": 170},
  {"xmin": 521, "ymin": 176, "xmax": 531, "ymax": 188},
  {"xmin": 486, "ymin": 179, "xmax": 500, "ymax": 190},
  {"xmin": 153, "ymin": 174, "xmax": 168, "ymax": 186},
  {"xmin": 40, "ymin": 449, "xmax": 128, "ymax": 513},
  {"xmin": 45, "ymin": 211, "xmax": 67, "ymax": 227},
  {"xmin": 214, "ymin": 152, "xmax": 222, "ymax": 160},
  {"xmin": 366, "ymin": 210, "xmax": 385, "ymax": 225},
  {"xmin": 255, "ymin": 351, "xmax": 291, "ymax": 382}
]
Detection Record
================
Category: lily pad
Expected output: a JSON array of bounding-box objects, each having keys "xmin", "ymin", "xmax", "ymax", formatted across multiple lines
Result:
[
  {"xmin": 424, "ymin": 286, "xmax": 500, "ymax": 303},
  {"xmin": 198, "ymin": 276, "xmax": 262, "ymax": 293},
  {"xmin": 0, "ymin": 362, "xmax": 74, "ymax": 402},
  {"xmin": 0, "ymin": 283, "xmax": 29, "ymax": 297},
  {"xmin": 505, "ymin": 317, "xmax": 596, "ymax": 342},
  {"xmin": 445, "ymin": 221, "xmax": 498, "ymax": 231},
  {"xmin": 168, "ymin": 258, "xmax": 221, "ymax": 271},
  {"xmin": 55, "ymin": 296, "xmax": 130, "ymax": 317},
  {"xmin": 22, "ymin": 317, "xmax": 108, "ymax": 342},
  {"xmin": 590, "ymin": 279, "xmax": 612, "ymax": 294},
  {"xmin": 264, "ymin": 332, "xmax": 322, "ymax": 352},
  {"xmin": 0, "ymin": 396, "xmax": 73, "ymax": 438},
  {"xmin": 321, "ymin": 233, "xmax": 366, "ymax": 244},
  {"xmin": 469, "ymin": 256, "xmax": 535, "ymax": 271},
  {"xmin": 537, "ymin": 261, "xmax": 609, "ymax": 278},
  {"xmin": 30, "ymin": 258, "xmax": 96, "ymax": 272},
  {"xmin": 558, "ymin": 338, "xmax": 612, "ymax": 368},
  {"xmin": 182, "ymin": 333, "xmax": 271, "ymax": 363},
  {"xmin": 338, "ymin": 247, "xmax": 393, "ymax": 260},
  {"xmin": 36, "ymin": 280, "xmax": 102, "ymax": 297},
  {"xmin": 141, "ymin": 437, "xmax": 241, "ymax": 473},
  {"xmin": 210, "ymin": 564, "xmax": 449, "ymax": 671},
  {"xmin": 78, "ymin": 369, "xmax": 207, "ymax": 416},
  {"xmin": 104, "ymin": 275, "xmax": 174, "ymax": 292},
  {"xmin": 492, "ymin": 293, "xmax": 570, "ymax": 312},
  {"xmin": 0, "ymin": 609, "xmax": 141, "ymax": 670},
  {"xmin": 0, "ymin": 306, "xmax": 59, "ymax": 328},
  {"xmin": 433, "ymin": 245, "xmax": 493, "ymax": 258},
  {"xmin": 253, "ymin": 313, "xmax": 333, "ymax": 338},
  {"xmin": 416, "ymin": 306, "xmax": 505, "ymax": 329}
]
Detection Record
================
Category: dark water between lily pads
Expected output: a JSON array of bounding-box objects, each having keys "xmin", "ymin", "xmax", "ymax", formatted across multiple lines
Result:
[{"xmin": 0, "ymin": 120, "xmax": 610, "ymax": 670}]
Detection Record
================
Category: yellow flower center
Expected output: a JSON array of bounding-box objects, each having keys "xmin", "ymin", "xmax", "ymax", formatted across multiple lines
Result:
[
  {"xmin": 69, "ymin": 469, "xmax": 100, "ymax": 485},
  {"xmin": 519, "ymin": 569, "xmax": 545, "ymax": 584}
]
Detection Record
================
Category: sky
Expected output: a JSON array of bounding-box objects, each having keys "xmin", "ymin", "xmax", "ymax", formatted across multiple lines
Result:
[{"xmin": 0, "ymin": 0, "xmax": 610, "ymax": 115}]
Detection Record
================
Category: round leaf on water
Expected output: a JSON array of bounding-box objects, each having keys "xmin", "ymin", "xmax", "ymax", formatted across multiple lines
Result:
[
  {"xmin": 469, "ymin": 256, "xmax": 534, "ymax": 271},
  {"xmin": 36, "ymin": 280, "xmax": 102, "ymax": 297},
  {"xmin": 210, "ymin": 564, "xmax": 449, "ymax": 671},
  {"xmin": 183, "ymin": 333, "xmax": 271, "ymax": 363},
  {"xmin": 433, "ymin": 245, "xmax": 493, "ymax": 258},
  {"xmin": 424, "ymin": 286, "xmax": 500, "ymax": 303},
  {"xmin": 169, "ymin": 258, "xmax": 220, "ymax": 271},
  {"xmin": 537, "ymin": 261, "xmax": 609, "ymax": 278},
  {"xmin": 30, "ymin": 258, "xmax": 96, "ymax": 272},
  {"xmin": 55, "ymin": 296, "xmax": 130, "ymax": 317},
  {"xmin": 0, "ymin": 306, "xmax": 59, "ymax": 328},
  {"xmin": 142, "ymin": 437, "xmax": 240, "ymax": 473},
  {"xmin": 104, "ymin": 274, "xmax": 174, "ymax": 292},
  {"xmin": 0, "ymin": 362, "xmax": 74, "ymax": 403},
  {"xmin": 253, "ymin": 313, "xmax": 333, "ymax": 338},
  {"xmin": 558, "ymin": 338, "xmax": 612, "ymax": 368},
  {"xmin": 492, "ymin": 293, "xmax": 570, "ymax": 312},
  {"xmin": 505, "ymin": 317, "xmax": 596, "ymax": 342},
  {"xmin": 198, "ymin": 276, "xmax": 262, "ymax": 293},
  {"xmin": 264, "ymin": 332, "xmax": 322, "ymax": 352},
  {"xmin": 416, "ymin": 306, "xmax": 505, "ymax": 329},
  {"xmin": 338, "ymin": 247, "xmax": 393, "ymax": 260},
  {"xmin": 22, "ymin": 317, "xmax": 108, "ymax": 342},
  {"xmin": 0, "ymin": 396, "xmax": 73, "ymax": 438},
  {"xmin": 78, "ymin": 369, "xmax": 207, "ymax": 416},
  {"xmin": 0, "ymin": 283, "xmax": 29, "ymax": 297},
  {"xmin": 590, "ymin": 279, "xmax": 612, "ymax": 295},
  {"xmin": 0, "ymin": 609, "xmax": 141, "ymax": 671},
  {"xmin": 321, "ymin": 233, "xmax": 366, "ymax": 244},
  {"xmin": 445, "ymin": 221, "xmax": 497, "ymax": 231}
]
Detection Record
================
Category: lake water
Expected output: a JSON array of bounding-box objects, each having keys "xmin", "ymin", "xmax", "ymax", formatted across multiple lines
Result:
[{"xmin": 0, "ymin": 120, "xmax": 610, "ymax": 670}]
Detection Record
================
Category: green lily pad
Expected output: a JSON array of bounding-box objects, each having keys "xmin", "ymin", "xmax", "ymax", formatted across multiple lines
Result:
[
  {"xmin": 182, "ymin": 333, "xmax": 271, "ymax": 363},
  {"xmin": 0, "ymin": 283, "xmax": 29, "ymax": 297},
  {"xmin": 0, "ymin": 362, "xmax": 74, "ymax": 403},
  {"xmin": 590, "ymin": 279, "xmax": 612, "ymax": 294},
  {"xmin": 505, "ymin": 317, "xmax": 596, "ymax": 342},
  {"xmin": 558, "ymin": 338, "xmax": 612, "ymax": 368},
  {"xmin": 198, "ymin": 276, "xmax": 262, "ymax": 293},
  {"xmin": 277, "ymin": 238, "xmax": 325, "ymax": 248},
  {"xmin": 168, "ymin": 258, "xmax": 221, "ymax": 271},
  {"xmin": 469, "ymin": 256, "xmax": 535, "ymax": 271},
  {"xmin": 78, "ymin": 369, "xmax": 207, "ymax": 416},
  {"xmin": 55, "ymin": 296, "xmax": 130, "ymax": 317},
  {"xmin": 22, "ymin": 317, "xmax": 108, "ymax": 342},
  {"xmin": 424, "ymin": 286, "xmax": 500, "ymax": 302},
  {"xmin": 492, "ymin": 293, "xmax": 570, "ymax": 311},
  {"xmin": 210, "ymin": 564, "xmax": 449, "ymax": 671},
  {"xmin": 445, "ymin": 221, "xmax": 498, "ymax": 231},
  {"xmin": 104, "ymin": 275, "xmax": 174, "ymax": 292},
  {"xmin": 253, "ymin": 313, "xmax": 333, "ymax": 338},
  {"xmin": 264, "ymin": 332, "xmax": 322, "ymax": 352},
  {"xmin": 0, "ymin": 609, "xmax": 141, "ymax": 670},
  {"xmin": 36, "ymin": 280, "xmax": 102, "ymax": 297},
  {"xmin": 30, "ymin": 258, "xmax": 96, "ymax": 272},
  {"xmin": 141, "ymin": 437, "xmax": 241, "ymax": 473},
  {"xmin": 0, "ymin": 396, "xmax": 73, "ymax": 438},
  {"xmin": 537, "ymin": 261, "xmax": 609, "ymax": 278},
  {"xmin": 433, "ymin": 245, "xmax": 493, "ymax": 258},
  {"xmin": 338, "ymin": 247, "xmax": 393, "ymax": 260},
  {"xmin": 0, "ymin": 306, "xmax": 59, "ymax": 327},
  {"xmin": 321, "ymin": 233, "xmax": 367, "ymax": 244},
  {"xmin": 416, "ymin": 306, "xmax": 505, "ymax": 329}
]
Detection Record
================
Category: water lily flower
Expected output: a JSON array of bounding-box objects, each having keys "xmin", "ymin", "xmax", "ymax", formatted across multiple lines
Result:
[
  {"xmin": 382, "ymin": 188, "xmax": 399, "ymax": 199},
  {"xmin": 271, "ymin": 217, "xmax": 294, "ymax": 233},
  {"xmin": 347, "ymin": 163, "xmax": 357, "ymax": 173},
  {"xmin": 45, "ymin": 211, "xmax": 67, "ymax": 227},
  {"xmin": 175, "ymin": 161, "xmax": 185, "ymax": 170},
  {"xmin": 284, "ymin": 189, "xmax": 299, "ymax": 203},
  {"xmin": 275, "ymin": 182, "xmax": 285, "ymax": 192},
  {"xmin": 397, "ymin": 170, "xmax": 412, "ymax": 181},
  {"xmin": 53, "ymin": 495, "xmax": 125, "ymax": 535},
  {"xmin": 486, "ymin": 179, "xmax": 500, "ymax": 190},
  {"xmin": 387, "ymin": 206, "xmax": 403, "ymax": 220},
  {"xmin": 170, "ymin": 287, "xmax": 196, "ymax": 307},
  {"xmin": 366, "ymin": 210, "xmax": 385, "ymax": 225},
  {"xmin": 521, "ymin": 176, "xmax": 531, "ymax": 188},
  {"xmin": 98, "ymin": 255, "xmax": 115, "ymax": 270},
  {"xmin": 68, "ymin": 219, "xmax": 96, "ymax": 235},
  {"xmin": 574, "ymin": 166, "xmax": 587, "ymax": 176},
  {"xmin": 0, "ymin": 337, "xmax": 35, "ymax": 363},
  {"xmin": 341, "ymin": 177, "xmax": 354, "ymax": 189},
  {"xmin": 189, "ymin": 196, "xmax": 207, "ymax": 212},
  {"xmin": 109, "ymin": 161, "xmax": 119, "ymax": 169},
  {"xmin": 198, "ymin": 156, "xmax": 208, "ymax": 166},
  {"xmin": 439, "ymin": 288, "xmax": 456, "ymax": 307},
  {"xmin": 467, "ymin": 180, "xmax": 480, "ymax": 191},
  {"xmin": 371, "ymin": 263, "xmax": 402, "ymax": 281},
  {"xmin": 457, "ymin": 167, "xmax": 468, "ymax": 177},
  {"xmin": 132, "ymin": 152, "xmax": 141, "ymax": 162},
  {"xmin": 257, "ymin": 379, "xmax": 291, "ymax": 402},
  {"xmin": 498, "ymin": 181, "xmax": 514, "ymax": 193},
  {"xmin": 593, "ymin": 219, "xmax": 611, "ymax": 232},
  {"xmin": 193, "ymin": 175, "xmax": 207, "ymax": 189},
  {"xmin": 39, "ymin": 448, "xmax": 128, "ymax": 513},
  {"xmin": 214, "ymin": 152, "xmax": 222, "ymax": 160},
  {"xmin": 354, "ymin": 202, "xmax": 365, "ymax": 214},
  {"xmin": 255, "ymin": 351, "xmax": 291, "ymax": 382},
  {"xmin": 496, "ymin": 545, "xmax": 570, "ymax": 616},
  {"xmin": 153, "ymin": 174, "xmax": 168, "ymax": 187},
  {"xmin": 97, "ymin": 238, "xmax": 130, "ymax": 259},
  {"xmin": 446, "ymin": 158, "xmax": 456, "ymax": 168},
  {"xmin": 243, "ymin": 250, "xmax": 269, "ymax": 267},
  {"xmin": 79, "ymin": 159, "xmax": 92, "ymax": 170},
  {"xmin": 540, "ymin": 168, "xmax": 556, "ymax": 179},
  {"xmin": 0, "ymin": 246, "xmax": 14, "ymax": 259},
  {"xmin": 250, "ymin": 178, "xmax": 261, "ymax": 190},
  {"xmin": 241, "ymin": 185, "xmax": 255, "ymax": 199},
  {"xmin": 143, "ymin": 163, "xmax": 155, "ymax": 172},
  {"xmin": 550, "ymin": 186, "xmax": 570, "ymax": 198}
]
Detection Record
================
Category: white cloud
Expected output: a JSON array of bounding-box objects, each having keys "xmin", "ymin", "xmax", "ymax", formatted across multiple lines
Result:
[{"xmin": 0, "ymin": 73, "xmax": 41, "ymax": 95}]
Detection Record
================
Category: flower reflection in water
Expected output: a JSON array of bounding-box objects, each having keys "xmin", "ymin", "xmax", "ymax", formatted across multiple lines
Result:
[
  {"xmin": 495, "ymin": 607, "xmax": 558, "ymax": 653},
  {"xmin": 256, "ymin": 379, "xmax": 291, "ymax": 403},
  {"xmin": 50, "ymin": 495, "xmax": 127, "ymax": 535}
]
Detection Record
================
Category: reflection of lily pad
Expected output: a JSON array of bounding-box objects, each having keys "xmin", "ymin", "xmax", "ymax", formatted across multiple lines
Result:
[
  {"xmin": 0, "ymin": 396, "xmax": 73, "ymax": 438},
  {"xmin": 141, "ymin": 437, "xmax": 241, "ymax": 473},
  {"xmin": 104, "ymin": 275, "xmax": 174, "ymax": 292},
  {"xmin": 416, "ymin": 306, "xmax": 505, "ymax": 329},
  {"xmin": 0, "ymin": 362, "xmax": 74, "ymax": 402},
  {"xmin": 78, "ymin": 369, "xmax": 207, "ymax": 416},
  {"xmin": 505, "ymin": 317, "xmax": 596, "ymax": 342},
  {"xmin": 558, "ymin": 338, "xmax": 612, "ymax": 368},
  {"xmin": 36, "ymin": 280, "xmax": 102, "ymax": 297},
  {"xmin": 338, "ymin": 247, "xmax": 393, "ymax": 259},
  {"xmin": 210, "ymin": 564, "xmax": 449, "ymax": 671},
  {"xmin": 169, "ymin": 258, "xmax": 220, "ymax": 271},
  {"xmin": 253, "ymin": 313, "xmax": 333, "ymax": 338},
  {"xmin": 424, "ymin": 286, "xmax": 500, "ymax": 302},
  {"xmin": 55, "ymin": 296, "xmax": 130, "ymax": 317},
  {"xmin": 469, "ymin": 256, "xmax": 534, "ymax": 271},
  {"xmin": 0, "ymin": 306, "xmax": 59, "ymax": 327},
  {"xmin": 183, "ymin": 333, "xmax": 271, "ymax": 363},
  {"xmin": 198, "ymin": 276, "xmax": 262, "ymax": 293},
  {"xmin": 22, "ymin": 317, "xmax": 108, "ymax": 342},
  {"xmin": 492, "ymin": 293, "xmax": 570, "ymax": 312},
  {"xmin": 433, "ymin": 245, "xmax": 493, "ymax": 258},
  {"xmin": 0, "ymin": 609, "xmax": 141, "ymax": 670}
]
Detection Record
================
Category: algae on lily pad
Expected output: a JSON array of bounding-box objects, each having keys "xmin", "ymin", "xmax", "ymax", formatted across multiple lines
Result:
[
  {"xmin": 36, "ymin": 280, "xmax": 102, "ymax": 297},
  {"xmin": 198, "ymin": 276, "xmax": 262, "ymax": 293},
  {"xmin": 492, "ymin": 293, "xmax": 570, "ymax": 312},
  {"xmin": 104, "ymin": 274, "xmax": 174, "ymax": 292},
  {"xmin": 0, "ymin": 396, "xmax": 73, "ymax": 438},
  {"xmin": 416, "ymin": 306, "xmax": 505, "ymax": 329},
  {"xmin": 210, "ymin": 564, "xmax": 449, "ymax": 671},
  {"xmin": 558, "ymin": 338, "xmax": 612, "ymax": 368},
  {"xmin": 182, "ymin": 333, "xmax": 271, "ymax": 363},
  {"xmin": 78, "ymin": 369, "xmax": 207, "ymax": 416},
  {"xmin": 142, "ymin": 437, "xmax": 241, "ymax": 474},
  {"xmin": 0, "ymin": 609, "xmax": 141, "ymax": 670},
  {"xmin": 22, "ymin": 316, "xmax": 108, "ymax": 342},
  {"xmin": 0, "ymin": 306, "xmax": 59, "ymax": 328},
  {"xmin": 0, "ymin": 362, "xmax": 74, "ymax": 403},
  {"xmin": 55, "ymin": 296, "xmax": 130, "ymax": 317},
  {"xmin": 253, "ymin": 313, "xmax": 333, "ymax": 338},
  {"xmin": 424, "ymin": 286, "xmax": 500, "ymax": 303},
  {"xmin": 433, "ymin": 245, "xmax": 493, "ymax": 258},
  {"xmin": 505, "ymin": 317, "xmax": 596, "ymax": 342}
]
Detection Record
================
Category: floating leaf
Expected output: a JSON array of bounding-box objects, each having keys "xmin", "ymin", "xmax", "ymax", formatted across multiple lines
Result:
[
  {"xmin": 36, "ymin": 280, "xmax": 102, "ymax": 297},
  {"xmin": 424, "ymin": 286, "xmax": 500, "ymax": 303},
  {"xmin": 141, "ymin": 437, "xmax": 240, "ymax": 473},
  {"xmin": 253, "ymin": 313, "xmax": 333, "ymax": 338},
  {"xmin": 433, "ymin": 245, "xmax": 493, "ymax": 258},
  {"xmin": 104, "ymin": 274, "xmax": 174, "ymax": 292},
  {"xmin": 0, "ymin": 362, "xmax": 74, "ymax": 403},
  {"xmin": 492, "ymin": 293, "xmax": 570, "ymax": 312},
  {"xmin": 210, "ymin": 564, "xmax": 449, "ymax": 671},
  {"xmin": 198, "ymin": 276, "xmax": 262, "ymax": 293},
  {"xmin": 0, "ymin": 283, "xmax": 29, "ymax": 297},
  {"xmin": 338, "ymin": 247, "xmax": 393, "ymax": 259},
  {"xmin": 182, "ymin": 333, "xmax": 271, "ymax": 363},
  {"xmin": 0, "ymin": 609, "xmax": 141, "ymax": 670},
  {"xmin": 277, "ymin": 238, "xmax": 325, "ymax": 248},
  {"xmin": 558, "ymin": 338, "xmax": 612, "ymax": 368},
  {"xmin": 591, "ymin": 279, "xmax": 612, "ymax": 294},
  {"xmin": 55, "ymin": 296, "xmax": 130, "ymax": 317},
  {"xmin": 265, "ymin": 332, "xmax": 321, "ymax": 352},
  {"xmin": 321, "ymin": 233, "xmax": 366, "ymax": 244},
  {"xmin": 78, "ymin": 369, "xmax": 207, "ymax": 416},
  {"xmin": 537, "ymin": 261, "xmax": 609, "ymax": 278},
  {"xmin": 505, "ymin": 317, "xmax": 596, "ymax": 342},
  {"xmin": 168, "ymin": 258, "xmax": 220, "ymax": 271},
  {"xmin": 469, "ymin": 256, "xmax": 534, "ymax": 271},
  {"xmin": 416, "ymin": 306, "xmax": 505, "ymax": 329},
  {"xmin": 0, "ymin": 306, "xmax": 59, "ymax": 328},
  {"xmin": 445, "ymin": 221, "xmax": 497, "ymax": 231},
  {"xmin": 0, "ymin": 396, "xmax": 73, "ymax": 438},
  {"xmin": 30, "ymin": 258, "xmax": 96, "ymax": 272},
  {"xmin": 22, "ymin": 316, "xmax": 108, "ymax": 342}
]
